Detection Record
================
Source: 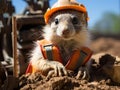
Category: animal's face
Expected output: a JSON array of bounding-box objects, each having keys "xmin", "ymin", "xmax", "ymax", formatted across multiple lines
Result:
[{"xmin": 48, "ymin": 10, "xmax": 87, "ymax": 40}]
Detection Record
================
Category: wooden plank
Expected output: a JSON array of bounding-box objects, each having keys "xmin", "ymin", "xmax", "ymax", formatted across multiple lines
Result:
[
  {"xmin": 16, "ymin": 15, "xmax": 45, "ymax": 25},
  {"xmin": 12, "ymin": 16, "xmax": 18, "ymax": 77}
]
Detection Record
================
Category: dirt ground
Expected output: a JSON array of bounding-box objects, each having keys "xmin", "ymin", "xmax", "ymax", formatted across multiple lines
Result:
[{"xmin": 1, "ymin": 36, "xmax": 120, "ymax": 90}]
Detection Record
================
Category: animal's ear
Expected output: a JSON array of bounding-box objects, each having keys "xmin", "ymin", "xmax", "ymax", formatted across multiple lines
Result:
[{"xmin": 84, "ymin": 12, "xmax": 89, "ymax": 26}]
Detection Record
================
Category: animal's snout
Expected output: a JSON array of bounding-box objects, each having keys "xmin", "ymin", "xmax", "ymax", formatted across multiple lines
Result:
[{"xmin": 62, "ymin": 30, "xmax": 69, "ymax": 35}]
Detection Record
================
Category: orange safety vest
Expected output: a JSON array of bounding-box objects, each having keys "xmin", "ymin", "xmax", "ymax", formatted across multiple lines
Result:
[{"xmin": 26, "ymin": 39, "xmax": 93, "ymax": 74}]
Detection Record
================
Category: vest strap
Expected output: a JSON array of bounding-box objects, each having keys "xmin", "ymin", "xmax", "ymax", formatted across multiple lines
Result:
[
  {"xmin": 75, "ymin": 50, "xmax": 87, "ymax": 70},
  {"xmin": 43, "ymin": 44, "xmax": 53, "ymax": 60}
]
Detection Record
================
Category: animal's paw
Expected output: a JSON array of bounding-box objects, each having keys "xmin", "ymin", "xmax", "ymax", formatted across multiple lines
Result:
[
  {"xmin": 47, "ymin": 61, "xmax": 68, "ymax": 77},
  {"xmin": 76, "ymin": 66, "xmax": 90, "ymax": 80}
]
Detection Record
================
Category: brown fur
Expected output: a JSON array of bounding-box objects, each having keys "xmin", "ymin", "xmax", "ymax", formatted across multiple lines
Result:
[{"xmin": 30, "ymin": 10, "xmax": 91, "ymax": 76}]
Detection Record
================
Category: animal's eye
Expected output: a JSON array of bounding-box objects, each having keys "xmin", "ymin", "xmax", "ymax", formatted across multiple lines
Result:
[
  {"xmin": 72, "ymin": 17, "xmax": 79, "ymax": 24},
  {"xmin": 55, "ymin": 18, "xmax": 59, "ymax": 25}
]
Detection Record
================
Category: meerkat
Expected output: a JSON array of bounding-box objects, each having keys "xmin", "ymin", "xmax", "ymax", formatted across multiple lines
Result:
[{"xmin": 26, "ymin": 0, "xmax": 92, "ymax": 79}]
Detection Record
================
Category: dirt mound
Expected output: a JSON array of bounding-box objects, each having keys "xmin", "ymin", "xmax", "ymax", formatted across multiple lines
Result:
[
  {"xmin": 91, "ymin": 37, "xmax": 120, "ymax": 57},
  {"xmin": 18, "ymin": 53, "xmax": 120, "ymax": 90}
]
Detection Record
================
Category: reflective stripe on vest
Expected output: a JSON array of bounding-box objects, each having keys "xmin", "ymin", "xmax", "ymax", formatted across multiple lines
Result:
[{"xmin": 44, "ymin": 44, "xmax": 53, "ymax": 60}]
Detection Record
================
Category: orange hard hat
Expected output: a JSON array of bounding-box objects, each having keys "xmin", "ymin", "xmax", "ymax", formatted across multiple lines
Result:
[{"xmin": 44, "ymin": 0, "xmax": 89, "ymax": 24}]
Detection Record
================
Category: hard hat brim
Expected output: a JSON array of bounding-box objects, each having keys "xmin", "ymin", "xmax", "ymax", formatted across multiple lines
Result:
[{"xmin": 44, "ymin": 5, "xmax": 87, "ymax": 24}]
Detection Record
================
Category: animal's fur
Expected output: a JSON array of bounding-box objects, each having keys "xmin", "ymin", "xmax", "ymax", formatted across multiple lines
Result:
[{"xmin": 30, "ymin": 10, "xmax": 91, "ymax": 76}]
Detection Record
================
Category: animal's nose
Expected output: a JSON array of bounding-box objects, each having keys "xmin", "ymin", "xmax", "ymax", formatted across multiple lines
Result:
[{"xmin": 62, "ymin": 30, "xmax": 69, "ymax": 35}]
